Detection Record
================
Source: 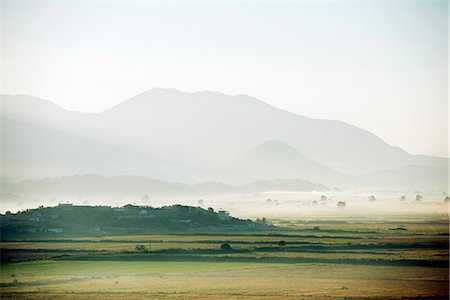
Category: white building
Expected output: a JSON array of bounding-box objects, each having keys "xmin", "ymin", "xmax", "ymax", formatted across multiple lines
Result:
[{"xmin": 218, "ymin": 210, "xmax": 231, "ymax": 221}]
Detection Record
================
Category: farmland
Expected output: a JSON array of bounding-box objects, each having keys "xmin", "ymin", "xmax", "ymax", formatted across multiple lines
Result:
[{"xmin": 1, "ymin": 214, "xmax": 448, "ymax": 299}]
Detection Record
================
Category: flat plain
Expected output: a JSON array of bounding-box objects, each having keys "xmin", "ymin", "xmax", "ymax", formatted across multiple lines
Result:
[{"xmin": 1, "ymin": 214, "xmax": 448, "ymax": 299}]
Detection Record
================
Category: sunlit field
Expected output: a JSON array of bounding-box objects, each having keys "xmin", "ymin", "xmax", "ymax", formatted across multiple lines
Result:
[
  {"xmin": 1, "ymin": 213, "xmax": 448, "ymax": 299},
  {"xmin": 1, "ymin": 261, "xmax": 447, "ymax": 300}
]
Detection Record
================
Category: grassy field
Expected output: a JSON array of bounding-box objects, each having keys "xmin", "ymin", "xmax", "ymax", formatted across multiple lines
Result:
[{"xmin": 1, "ymin": 215, "xmax": 448, "ymax": 299}]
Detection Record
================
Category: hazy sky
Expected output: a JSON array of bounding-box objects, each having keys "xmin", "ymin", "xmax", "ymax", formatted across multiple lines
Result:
[{"xmin": 1, "ymin": 1, "xmax": 448, "ymax": 157}]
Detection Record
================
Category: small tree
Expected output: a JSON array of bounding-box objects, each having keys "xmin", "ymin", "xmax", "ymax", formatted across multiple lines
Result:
[
  {"xmin": 220, "ymin": 243, "xmax": 232, "ymax": 251},
  {"xmin": 399, "ymin": 195, "xmax": 406, "ymax": 202},
  {"xmin": 278, "ymin": 240, "xmax": 286, "ymax": 247},
  {"xmin": 320, "ymin": 195, "xmax": 327, "ymax": 202},
  {"xmin": 444, "ymin": 196, "xmax": 450, "ymax": 203},
  {"xmin": 337, "ymin": 201, "xmax": 346, "ymax": 209},
  {"xmin": 135, "ymin": 245, "xmax": 146, "ymax": 252},
  {"xmin": 368, "ymin": 195, "xmax": 376, "ymax": 202},
  {"xmin": 415, "ymin": 194, "xmax": 423, "ymax": 203}
]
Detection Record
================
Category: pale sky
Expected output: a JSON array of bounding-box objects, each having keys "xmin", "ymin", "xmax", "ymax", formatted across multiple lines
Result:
[{"xmin": 1, "ymin": 1, "xmax": 448, "ymax": 157}]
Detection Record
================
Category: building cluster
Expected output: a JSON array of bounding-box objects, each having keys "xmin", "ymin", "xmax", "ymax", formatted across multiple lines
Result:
[{"xmin": 0, "ymin": 203, "xmax": 239, "ymax": 237}]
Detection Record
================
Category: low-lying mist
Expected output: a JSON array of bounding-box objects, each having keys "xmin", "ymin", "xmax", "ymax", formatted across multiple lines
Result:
[{"xmin": 2, "ymin": 188, "xmax": 448, "ymax": 220}]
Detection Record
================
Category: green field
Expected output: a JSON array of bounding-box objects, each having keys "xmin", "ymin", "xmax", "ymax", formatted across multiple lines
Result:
[{"xmin": 1, "ymin": 215, "xmax": 448, "ymax": 299}]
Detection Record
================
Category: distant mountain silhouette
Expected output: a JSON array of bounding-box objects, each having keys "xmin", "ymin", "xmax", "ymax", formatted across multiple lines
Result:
[
  {"xmin": 216, "ymin": 140, "xmax": 345, "ymax": 185},
  {"xmin": 356, "ymin": 165, "xmax": 449, "ymax": 191},
  {"xmin": 239, "ymin": 178, "xmax": 329, "ymax": 193},
  {"xmin": 2, "ymin": 175, "xmax": 329, "ymax": 200},
  {"xmin": 2, "ymin": 88, "xmax": 448, "ymax": 187},
  {"xmin": 0, "ymin": 118, "xmax": 197, "ymax": 182}
]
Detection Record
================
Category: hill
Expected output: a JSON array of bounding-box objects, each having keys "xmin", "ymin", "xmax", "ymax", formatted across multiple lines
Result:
[
  {"xmin": 356, "ymin": 165, "xmax": 449, "ymax": 191},
  {"xmin": 3, "ymin": 89, "xmax": 447, "ymax": 182},
  {"xmin": 216, "ymin": 140, "xmax": 345, "ymax": 185},
  {"xmin": 0, "ymin": 204, "xmax": 267, "ymax": 239},
  {"xmin": 2, "ymin": 175, "xmax": 329, "ymax": 202},
  {"xmin": 0, "ymin": 118, "xmax": 191, "ymax": 180}
]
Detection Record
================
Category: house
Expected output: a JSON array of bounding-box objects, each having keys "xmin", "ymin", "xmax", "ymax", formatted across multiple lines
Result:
[
  {"xmin": 58, "ymin": 203, "xmax": 73, "ymax": 210},
  {"xmin": 139, "ymin": 209, "xmax": 148, "ymax": 215},
  {"xmin": 218, "ymin": 210, "xmax": 231, "ymax": 221},
  {"xmin": 47, "ymin": 228, "xmax": 63, "ymax": 233},
  {"xmin": 26, "ymin": 212, "xmax": 42, "ymax": 222},
  {"xmin": 113, "ymin": 207, "xmax": 126, "ymax": 213}
]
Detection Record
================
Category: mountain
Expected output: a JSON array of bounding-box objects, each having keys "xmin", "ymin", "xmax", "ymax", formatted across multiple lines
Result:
[
  {"xmin": 216, "ymin": 140, "xmax": 345, "ymax": 185},
  {"xmin": 0, "ymin": 118, "xmax": 197, "ymax": 182},
  {"xmin": 5, "ymin": 175, "xmax": 191, "ymax": 198},
  {"xmin": 2, "ymin": 89, "xmax": 447, "ymax": 182},
  {"xmin": 356, "ymin": 165, "xmax": 449, "ymax": 191},
  {"xmin": 2, "ymin": 175, "xmax": 329, "ymax": 201},
  {"xmin": 240, "ymin": 178, "xmax": 329, "ymax": 193}
]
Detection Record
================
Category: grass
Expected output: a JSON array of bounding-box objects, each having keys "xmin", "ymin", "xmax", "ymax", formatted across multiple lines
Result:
[
  {"xmin": 0, "ymin": 215, "xmax": 448, "ymax": 299},
  {"xmin": 1, "ymin": 261, "xmax": 448, "ymax": 299}
]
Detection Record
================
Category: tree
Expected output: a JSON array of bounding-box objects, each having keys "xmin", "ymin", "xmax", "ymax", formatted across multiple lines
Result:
[
  {"xmin": 337, "ymin": 201, "xmax": 346, "ymax": 209},
  {"xmin": 368, "ymin": 195, "xmax": 376, "ymax": 202},
  {"xmin": 220, "ymin": 243, "xmax": 232, "ymax": 251},
  {"xmin": 256, "ymin": 217, "xmax": 267, "ymax": 224},
  {"xmin": 320, "ymin": 195, "xmax": 327, "ymax": 202},
  {"xmin": 135, "ymin": 245, "xmax": 146, "ymax": 252},
  {"xmin": 415, "ymin": 194, "xmax": 423, "ymax": 203},
  {"xmin": 399, "ymin": 195, "xmax": 406, "ymax": 202},
  {"xmin": 444, "ymin": 196, "xmax": 450, "ymax": 203}
]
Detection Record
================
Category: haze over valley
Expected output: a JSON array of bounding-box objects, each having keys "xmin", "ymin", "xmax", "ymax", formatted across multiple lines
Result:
[{"xmin": 1, "ymin": 88, "xmax": 448, "ymax": 214}]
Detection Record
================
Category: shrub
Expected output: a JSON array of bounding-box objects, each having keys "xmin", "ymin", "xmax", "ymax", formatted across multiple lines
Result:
[
  {"xmin": 415, "ymin": 195, "xmax": 423, "ymax": 203},
  {"xmin": 337, "ymin": 201, "xmax": 346, "ymax": 208},
  {"xmin": 220, "ymin": 243, "xmax": 232, "ymax": 251},
  {"xmin": 135, "ymin": 244, "xmax": 146, "ymax": 252}
]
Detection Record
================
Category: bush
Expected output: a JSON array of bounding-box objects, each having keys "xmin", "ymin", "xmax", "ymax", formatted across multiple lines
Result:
[
  {"xmin": 415, "ymin": 194, "xmax": 423, "ymax": 202},
  {"xmin": 278, "ymin": 240, "xmax": 286, "ymax": 246},
  {"xmin": 135, "ymin": 244, "xmax": 146, "ymax": 252},
  {"xmin": 337, "ymin": 201, "xmax": 346, "ymax": 208},
  {"xmin": 220, "ymin": 243, "xmax": 232, "ymax": 251}
]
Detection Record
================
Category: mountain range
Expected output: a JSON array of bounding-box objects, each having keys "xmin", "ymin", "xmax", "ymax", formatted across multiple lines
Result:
[
  {"xmin": 1, "ymin": 88, "xmax": 448, "ymax": 190},
  {"xmin": 2, "ymin": 175, "xmax": 329, "ymax": 199}
]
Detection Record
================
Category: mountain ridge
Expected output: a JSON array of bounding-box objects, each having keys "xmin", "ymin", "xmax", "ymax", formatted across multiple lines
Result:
[
  {"xmin": 215, "ymin": 139, "xmax": 345, "ymax": 185},
  {"xmin": 1, "ymin": 89, "xmax": 448, "ymax": 184}
]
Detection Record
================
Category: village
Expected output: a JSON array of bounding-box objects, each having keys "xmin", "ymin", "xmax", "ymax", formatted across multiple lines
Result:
[{"xmin": 0, "ymin": 203, "xmax": 263, "ymax": 239}]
